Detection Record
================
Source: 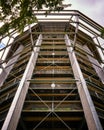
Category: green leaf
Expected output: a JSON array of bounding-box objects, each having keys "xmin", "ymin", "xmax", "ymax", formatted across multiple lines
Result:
[
  {"xmin": 0, "ymin": 0, "xmax": 65, "ymax": 36},
  {"xmin": 101, "ymin": 28, "xmax": 104, "ymax": 37},
  {"xmin": 0, "ymin": 23, "xmax": 10, "ymax": 35}
]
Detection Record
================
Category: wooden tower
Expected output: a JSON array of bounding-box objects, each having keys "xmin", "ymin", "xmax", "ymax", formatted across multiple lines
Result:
[{"xmin": 0, "ymin": 10, "xmax": 104, "ymax": 130}]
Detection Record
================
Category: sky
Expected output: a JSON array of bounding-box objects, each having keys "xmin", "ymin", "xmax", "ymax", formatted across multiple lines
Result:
[
  {"xmin": 0, "ymin": 43, "xmax": 5, "ymax": 49},
  {"xmin": 64, "ymin": 0, "xmax": 104, "ymax": 26}
]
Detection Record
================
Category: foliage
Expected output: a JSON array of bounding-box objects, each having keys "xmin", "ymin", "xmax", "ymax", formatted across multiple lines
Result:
[
  {"xmin": 0, "ymin": 0, "xmax": 64, "ymax": 36},
  {"xmin": 101, "ymin": 28, "xmax": 104, "ymax": 37}
]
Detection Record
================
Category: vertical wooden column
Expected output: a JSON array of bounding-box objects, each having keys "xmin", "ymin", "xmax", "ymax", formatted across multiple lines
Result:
[
  {"xmin": 83, "ymin": 45, "xmax": 104, "ymax": 84},
  {"xmin": 0, "ymin": 45, "xmax": 24, "ymax": 87},
  {"xmin": 73, "ymin": 15, "xmax": 79, "ymax": 48},
  {"xmin": 1, "ymin": 34, "xmax": 42, "ymax": 130},
  {"xmin": 65, "ymin": 34, "xmax": 103, "ymax": 130}
]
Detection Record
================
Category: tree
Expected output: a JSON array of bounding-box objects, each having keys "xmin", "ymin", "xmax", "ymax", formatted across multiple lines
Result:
[
  {"xmin": 101, "ymin": 28, "xmax": 104, "ymax": 37},
  {"xmin": 0, "ymin": 0, "xmax": 66, "ymax": 36}
]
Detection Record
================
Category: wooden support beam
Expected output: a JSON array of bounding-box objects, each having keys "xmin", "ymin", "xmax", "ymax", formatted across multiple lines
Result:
[
  {"xmin": 72, "ymin": 15, "xmax": 79, "ymax": 48},
  {"xmin": 84, "ymin": 45, "xmax": 104, "ymax": 84},
  {"xmin": 22, "ymin": 116, "xmax": 83, "ymax": 121},
  {"xmin": 65, "ymin": 34, "xmax": 103, "ymax": 130},
  {"xmin": 32, "ymin": 32, "xmax": 75, "ymax": 35},
  {"xmin": 1, "ymin": 34, "xmax": 42, "ymax": 130},
  {"xmin": 0, "ymin": 45, "xmax": 24, "ymax": 87}
]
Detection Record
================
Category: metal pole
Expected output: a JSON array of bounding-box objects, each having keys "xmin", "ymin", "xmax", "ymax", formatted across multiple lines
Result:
[{"xmin": 65, "ymin": 34, "xmax": 103, "ymax": 130}]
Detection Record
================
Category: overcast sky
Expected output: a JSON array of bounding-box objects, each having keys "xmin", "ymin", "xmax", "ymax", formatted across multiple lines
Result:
[{"xmin": 64, "ymin": 0, "xmax": 104, "ymax": 26}]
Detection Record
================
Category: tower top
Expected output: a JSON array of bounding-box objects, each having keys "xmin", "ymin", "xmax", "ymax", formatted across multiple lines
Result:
[{"xmin": 1, "ymin": 10, "xmax": 104, "ymax": 65}]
